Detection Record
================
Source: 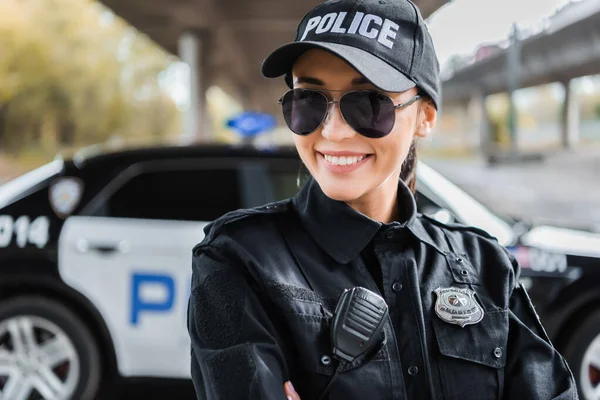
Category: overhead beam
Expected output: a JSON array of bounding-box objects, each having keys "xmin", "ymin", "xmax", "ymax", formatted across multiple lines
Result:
[
  {"xmin": 99, "ymin": 0, "xmax": 450, "ymax": 123},
  {"xmin": 228, "ymin": 19, "xmax": 300, "ymax": 32},
  {"xmin": 443, "ymin": 3, "xmax": 600, "ymax": 102}
]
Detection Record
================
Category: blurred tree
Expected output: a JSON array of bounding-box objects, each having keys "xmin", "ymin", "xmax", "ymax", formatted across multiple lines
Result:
[{"xmin": 0, "ymin": 0, "xmax": 180, "ymax": 157}]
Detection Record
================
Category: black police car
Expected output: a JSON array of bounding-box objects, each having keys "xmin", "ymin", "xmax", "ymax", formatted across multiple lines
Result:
[{"xmin": 0, "ymin": 143, "xmax": 598, "ymax": 399}]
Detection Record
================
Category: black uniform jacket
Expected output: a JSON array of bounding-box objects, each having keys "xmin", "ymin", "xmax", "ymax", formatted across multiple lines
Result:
[{"xmin": 188, "ymin": 177, "xmax": 577, "ymax": 400}]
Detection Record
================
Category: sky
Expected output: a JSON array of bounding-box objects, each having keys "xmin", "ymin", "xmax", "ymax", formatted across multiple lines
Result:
[{"xmin": 426, "ymin": 0, "xmax": 577, "ymax": 67}]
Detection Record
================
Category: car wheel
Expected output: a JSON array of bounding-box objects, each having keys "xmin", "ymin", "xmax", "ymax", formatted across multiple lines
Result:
[
  {"xmin": 0, "ymin": 296, "xmax": 101, "ymax": 400},
  {"xmin": 564, "ymin": 309, "xmax": 600, "ymax": 400}
]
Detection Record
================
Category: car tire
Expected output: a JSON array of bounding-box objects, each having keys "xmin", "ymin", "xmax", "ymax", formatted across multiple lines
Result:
[
  {"xmin": 563, "ymin": 309, "xmax": 600, "ymax": 400},
  {"xmin": 0, "ymin": 295, "xmax": 102, "ymax": 400}
]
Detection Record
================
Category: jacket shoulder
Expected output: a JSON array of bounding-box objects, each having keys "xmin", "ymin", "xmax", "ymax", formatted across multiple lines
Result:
[
  {"xmin": 418, "ymin": 213, "xmax": 499, "ymax": 242},
  {"xmin": 193, "ymin": 198, "xmax": 293, "ymax": 253},
  {"xmin": 417, "ymin": 213, "xmax": 519, "ymax": 289}
]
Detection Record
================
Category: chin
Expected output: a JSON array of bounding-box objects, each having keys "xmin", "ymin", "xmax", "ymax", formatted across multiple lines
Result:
[{"xmin": 318, "ymin": 180, "xmax": 365, "ymax": 203}]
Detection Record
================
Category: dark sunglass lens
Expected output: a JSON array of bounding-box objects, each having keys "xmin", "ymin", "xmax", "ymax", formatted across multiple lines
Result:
[
  {"xmin": 281, "ymin": 89, "xmax": 328, "ymax": 135},
  {"xmin": 340, "ymin": 91, "xmax": 395, "ymax": 138}
]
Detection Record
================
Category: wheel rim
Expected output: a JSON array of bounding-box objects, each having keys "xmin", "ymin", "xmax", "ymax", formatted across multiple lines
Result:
[
  {"xmin": 581, "ymin": 331, "xmax": 600, "ymax": 400},
  {"xmin": 0, "ymin": 315, "xmax": 80, "ymax": 400}
]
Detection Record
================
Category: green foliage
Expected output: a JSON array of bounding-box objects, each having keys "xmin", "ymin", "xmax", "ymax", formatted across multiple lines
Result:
[{"xmin": 0, "ymin": 0, "xmax": 180, "ymax": 156}]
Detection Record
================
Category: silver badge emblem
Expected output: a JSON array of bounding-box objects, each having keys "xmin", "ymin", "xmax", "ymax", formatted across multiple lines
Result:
[
  {"xmin": 434, "ymin": 287, "xmax": 484, "ymax": 327},
  {"xmin": 49, "ymin": 177, "xmax": 84, "ymax": 219}
]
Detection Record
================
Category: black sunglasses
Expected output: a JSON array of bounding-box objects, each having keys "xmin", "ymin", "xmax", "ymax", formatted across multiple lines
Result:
[{"xmin": 278, "ymin": 88, "xmax": 421, "ymax": 138}]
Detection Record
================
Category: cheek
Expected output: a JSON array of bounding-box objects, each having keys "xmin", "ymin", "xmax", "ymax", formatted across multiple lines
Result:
[
  {"xmin": 293, "ymin": 135, "xmax": 316, "ymax": 164},
  {"xmin": 377, "ymin": 124, "xmax": 415, "ymax": 164}
]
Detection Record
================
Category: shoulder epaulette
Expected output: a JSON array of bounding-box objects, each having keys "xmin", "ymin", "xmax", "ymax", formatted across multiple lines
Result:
[
  {"xmin": 196, "ymin": 198, "xmax": 293, "ymax": 249},
  {"xmin": 418, "ymin": 213, "xmax": 498, "ymax": 241}
]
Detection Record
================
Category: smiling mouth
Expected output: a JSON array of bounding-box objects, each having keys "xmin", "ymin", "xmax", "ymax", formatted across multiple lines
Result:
[{"xmin": 319, "ymin": 153, "xmax": 373, "ymax": 166}]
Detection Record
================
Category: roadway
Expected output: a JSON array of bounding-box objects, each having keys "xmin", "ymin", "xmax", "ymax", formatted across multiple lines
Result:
[{"xmin": 423, "ymin": 142, "xmax": 600, "ymax": 232}]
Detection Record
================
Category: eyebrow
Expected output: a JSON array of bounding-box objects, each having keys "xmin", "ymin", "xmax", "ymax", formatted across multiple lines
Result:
[
  {"xmin": 351, "ymin": 76, "xmax": 372, "ymax": 85},
  {"xmin": 294, "ymin": 76, "xmax": 373, "ymax": 86},
  {"xmin": 294, "ymin": 76, "xmax": 323, "ymax": 86}
]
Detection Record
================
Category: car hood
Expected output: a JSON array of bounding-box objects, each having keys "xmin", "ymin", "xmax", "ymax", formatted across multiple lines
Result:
[
  {"xmin": 520, "ymin": 225, "xmax": 600, "ymax": 258},
  {"xmin": 0, "ymin": 160, "xmax": 63, "ymax": 210}
]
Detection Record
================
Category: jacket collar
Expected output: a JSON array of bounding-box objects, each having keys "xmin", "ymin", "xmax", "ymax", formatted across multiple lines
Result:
[{"xmin": 293, "ymin": 177, "xmax": 418, "ymax": 264}]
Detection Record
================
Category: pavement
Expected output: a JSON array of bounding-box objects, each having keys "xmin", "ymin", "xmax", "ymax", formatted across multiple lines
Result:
[{"xmin": 422, "ymin": 143, "xmax": 600, "ymax": 232}]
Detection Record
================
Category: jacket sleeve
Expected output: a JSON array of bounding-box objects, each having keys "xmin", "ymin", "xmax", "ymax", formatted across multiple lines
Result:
[
  {"xmin": 187, "ymin": 243, "xmax": 290, "ymax": 400},
  {"xmin": 504, "ymin": 272, "xmax": 578, "ymax": 398}
]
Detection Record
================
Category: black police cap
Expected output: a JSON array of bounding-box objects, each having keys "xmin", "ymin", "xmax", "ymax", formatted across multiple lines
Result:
[{"xmin": 261, "ymin": 0, "xmax": 441, "ymax": 109}]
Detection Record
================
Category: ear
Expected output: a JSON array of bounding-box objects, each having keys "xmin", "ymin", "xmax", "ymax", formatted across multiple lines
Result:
[{"xmin": 415, "ymin": 101, "xmax": 437, "ymax": 138}]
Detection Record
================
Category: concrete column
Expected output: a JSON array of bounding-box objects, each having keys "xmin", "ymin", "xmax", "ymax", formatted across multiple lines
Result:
[
  {"xmin": 561, "ymin": 80, "xmax": 580, "ymax": 149},
  {"xmin": 461, "ymin": 98, "xmax": 476, "ymax": 150},
  {"xmin": 178, "ymin": 30, "xmax": 209, "ymax": 143},
  {"xmin": 472, "ymin": 88, "xmax": 492, "ymax": 159},
  {"xmin": 507, "ymin": 23, "xmax": 522, "ymax": 154}
]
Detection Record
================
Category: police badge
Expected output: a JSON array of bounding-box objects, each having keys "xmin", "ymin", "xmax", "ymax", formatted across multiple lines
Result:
[{"xmin": 434, "ymin": 287, "xmax": 484, "ymax": 327}]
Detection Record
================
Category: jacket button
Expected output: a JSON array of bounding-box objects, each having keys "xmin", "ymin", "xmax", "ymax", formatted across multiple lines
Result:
[
  {"xmin": 386, "ymin": 231, "xmax": 395, "ymax": 239},
  {"xmin": 460, "ymin": 269, "xmax": 469, "ymax": 276},
  {"xmin": 320, "ymin": 355, "xmax": 332, "ymax": 365},
  {"xmin": 493, "ymin": 347, "xmax": 503, "ymax": 358},
  {"xmin": 392, "ymin": 282, "xmax": 403, "ymax": 292},
  {"xmin": 455, "ymin": 257, "xmax": 464, "ymax": 263},
  {"xmin": 408, "ymin": 365, "xmax": 419, "ymax": 376}
]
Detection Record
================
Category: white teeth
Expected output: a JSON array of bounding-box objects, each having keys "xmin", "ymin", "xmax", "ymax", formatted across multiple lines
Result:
[{"xmin": 322, "ymin": 154, "xmax": 367, "ymax": 166}]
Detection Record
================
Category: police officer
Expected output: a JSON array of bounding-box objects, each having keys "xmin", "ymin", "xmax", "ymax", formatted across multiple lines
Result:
[{"xmin": 187, "ymin": 0, "xmax": 578, "ymax": 399}]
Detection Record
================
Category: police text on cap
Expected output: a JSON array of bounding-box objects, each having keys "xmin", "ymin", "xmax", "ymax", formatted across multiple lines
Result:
[{"xmin": 300, "ymin": 12, "xmax": 400, "ymax": 49}]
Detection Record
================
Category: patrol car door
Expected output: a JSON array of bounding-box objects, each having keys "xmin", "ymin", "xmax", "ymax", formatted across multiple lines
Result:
[
  {"xmin": 58, "ymin": 158, "xmax": 301, "ymax": 380},
  {"xmin": 58, "ymin": 161, "xmax": 244, "ymax": 379}
]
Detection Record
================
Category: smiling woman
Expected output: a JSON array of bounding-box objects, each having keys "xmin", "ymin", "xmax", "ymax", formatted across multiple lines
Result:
[
  {"xmin": 187, "ymin": 1, "xmax": 579, "ymax": 399},
  {"xmin": 286, "ymin": 49, "xmax": 435, "ymax": 222}
]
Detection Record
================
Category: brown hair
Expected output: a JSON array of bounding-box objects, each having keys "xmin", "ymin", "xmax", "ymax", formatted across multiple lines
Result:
[
  {"xmin": 400, "ymin": 141, "xmax": 418, "ymax": 193},
  {"xmin": 400, "ymin": 94, "xmax": 434, "ymax": 193}
]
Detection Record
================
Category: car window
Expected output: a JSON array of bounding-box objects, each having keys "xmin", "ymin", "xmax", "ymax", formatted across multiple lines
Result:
[
  {"xmin": 239, "ymin": 161, "xmax": 301, "ymax": 208},
  {"xmin": 96, "ymin": 168, "xmax": 241, "ymax": 221},
  {"xmin": 270, "ymin": 168, "xmax": 304, "ymax": 200}
]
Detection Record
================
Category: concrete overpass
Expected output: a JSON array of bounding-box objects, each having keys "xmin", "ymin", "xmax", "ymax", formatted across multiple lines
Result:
[
  {"xmin": 441, "ymin": 0, "xmax": 600, "ymax": 156},
  {"xmin": 99, "ymin": 0, "xmax": 449, "ymax": 141}
]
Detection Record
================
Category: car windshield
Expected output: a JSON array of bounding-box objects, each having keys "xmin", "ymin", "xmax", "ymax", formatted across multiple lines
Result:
[
  {"xmin": 0, "ymin": 159, "xmax": 64, "ymax": 209},
  {"xmin": 417, "ymin": 162, "xmax": 516, "ymax": 246}
]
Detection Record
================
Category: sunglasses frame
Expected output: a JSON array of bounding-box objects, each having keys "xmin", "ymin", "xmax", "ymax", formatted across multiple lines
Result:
[{"xmin": 277, "ymin": 88, "xmax": 422, "ymax": 137}]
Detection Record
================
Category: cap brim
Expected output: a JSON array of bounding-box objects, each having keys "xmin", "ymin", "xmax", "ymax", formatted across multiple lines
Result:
[{"xmin": 261, "ymin": 41, "xmax": 416, "ymax": 93}]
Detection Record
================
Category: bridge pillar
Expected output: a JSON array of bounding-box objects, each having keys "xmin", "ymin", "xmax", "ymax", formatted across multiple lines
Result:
[
  {"xmin": 178, "ymin": 30, "xmax": 211, "ymax": 143},
  {"xmin": 472, "ymin": 89, "xmax": 493, "ymax": 160},
  {"xmin": 561, "ymin": 80, "xmax": 580, "ymax": 149},
  {"xmin": 506, "ymin": 24, "xmax": 522, "ymax": 154}
]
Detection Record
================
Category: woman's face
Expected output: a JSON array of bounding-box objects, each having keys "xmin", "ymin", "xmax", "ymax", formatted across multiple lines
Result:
[{"xmin": 290, "ymin": 49, "xmax": 435, "ymax": 204}]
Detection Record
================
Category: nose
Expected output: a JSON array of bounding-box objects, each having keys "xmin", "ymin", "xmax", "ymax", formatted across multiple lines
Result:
[{"xmin": 320, "ymin": 103, "xmax": 357, "ymax": 142}]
